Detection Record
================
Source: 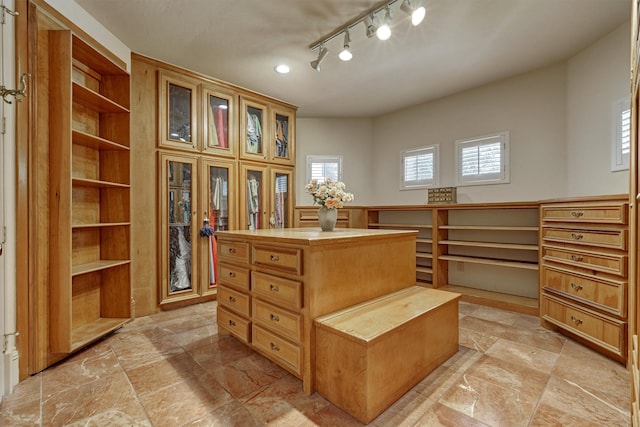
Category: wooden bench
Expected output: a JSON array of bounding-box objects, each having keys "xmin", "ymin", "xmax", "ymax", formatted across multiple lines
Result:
[{"xmin": 314, "ymin": 286, "xmax": 461, "ymax": 424}]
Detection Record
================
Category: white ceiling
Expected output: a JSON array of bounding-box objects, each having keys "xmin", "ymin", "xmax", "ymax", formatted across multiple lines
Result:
[{"xmin": 74, "ymin": 0, "xmax": 630, "ymax": 118}]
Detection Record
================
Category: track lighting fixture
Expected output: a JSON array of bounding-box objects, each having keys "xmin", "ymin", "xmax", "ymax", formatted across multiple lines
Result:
[
  {"xmin": 376, "ymin": 6, "xmax": 392, "ymax": 40},
  {"xmin": 338, "ymin": 30, "xmax": 352, "ymax": 61},
  {"xmin": 310, "ymin": 45, "xmax": 328, "ymax": 71},
  {"xmin": 400, "ymin": 0, "xmax": 426, "ymax": 26},
  {"xmin": 365, "ymin": 14, "xmax": 377, "ymax": 39},
  {"xmin": 308, "ymin": 0, "xmax": 426, "ymax": 72}
]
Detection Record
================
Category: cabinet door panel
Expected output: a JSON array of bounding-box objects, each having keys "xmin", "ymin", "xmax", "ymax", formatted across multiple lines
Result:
[
  {"xmin": 240, "ymin": 95, "xmax": 269, "ymax": 161},
  {"xmin": 159, "ymin": 153, "xmax": 199, "ymax": 303},
  {"xmin": 270, "ymin": 105, "xmax": 295, "ymax": 165},
  {"xmin": 202, "ymin": 85, "xmax": 237, "ymax": 157},
  {"xmin": 159, "ymin": 71, "xmax": 199, "ymax": 151}
]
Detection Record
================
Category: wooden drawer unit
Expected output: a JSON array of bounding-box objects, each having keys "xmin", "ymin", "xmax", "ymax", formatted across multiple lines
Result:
[
  {"xmin": 252, "ymin": 244, "xmax": 302, "ymax": 275},
  {"xmin": 542, "ymin": 294, "xmax": 626, "ymax": 360},
  {"xmin": 540, "ymin": 197, "xmax": 628, "ymax": 363},
  {"xmin": 541, "ymin": 203, "xmax": 627, "ymax": 224},
  {"xmin": 252, "ymin": 324, "xmax": 302, "ymax": 376},
  {"xmin": 542, "ymin": 227, "xmax": 626, "ymax": 250},
  {"xmin": 541, "ymin": 266, "xmax": 626, "ymax": 317},
  {"xmin": 252, "ymin": 299, "xmax": 303, "ymax": 342},
  {"xmin": 218, "ymin": 263, "xmax": 250, "ymax": 291},
  {"xmin": 542, "ymin": 245, "xmax": 627, "ymax": 277},
  {"xmin": 218, "ymin": 240, "xmax": 250, "ymax": 264},
  {"xmin": 218, "ymin": 306, "xmax": 251, "ymax": 343},
  {"xmin": 252, "ymin": 271, "xmax": 303, "ymax": 309},
  {"xmin": 218, "ymin": 285, "xmax": 251, "ymax": 317}
]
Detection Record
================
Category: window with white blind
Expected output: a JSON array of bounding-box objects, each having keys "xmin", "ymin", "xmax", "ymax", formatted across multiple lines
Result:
[
  {"xmin": 306, "ymin": 155, "xmax": 342, "ymax": 183},
  {"xmin": 401, "ymin": 145, "xmax": 438, "ymax": 189},
  {"xmin": 611, "ymin": 97, "xmax": 630, "ymax": 172},
  {"xmin": 455, "ymin": 131, "xmax": 510, "ymax": 186}
]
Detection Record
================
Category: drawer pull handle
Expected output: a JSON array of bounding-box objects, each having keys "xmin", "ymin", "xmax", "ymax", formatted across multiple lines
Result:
[
  {"xmin": 570, "ymin": 283, "xmax": 583, "ymax": 291},
  {"xmin": 570, "ymin": 315, "xmax": 583, "ymax": 325},
  {"xmin": 270, "ymin": 255, "xmax": 280, "ymax": 262},
  {"xmin": 269, "ymin": 284, "xmax": 280, "ymax": 292},
  {"xmin": 571, "ymin": 211, "xmax": 584, "ymax": 218},
  {"xmin": 270, "ymin": 314, "xmax": 280, "ymax": 322},
  {"xmin": 228, "ymin": 320, "xmax": 236, "ymax": 327},
  {"xmin": 228, "ymin": 296, "xmax": 236, "ymax": 303},
  {"xmin": 228, "ymin": 248, "xmax": 236, "ymax": 254},
  {"xmin": 571, "ymin": 233, "xmax": 584, "ymax": 240},
  {"xmin": 228, "ymin": 271, "xmax": 236, "ymax": 277},
  {"xmin": 270, "ymin": 342, "xmax": 280, "ymax": 352},
  {"xmin": 570, "ymin": 255, "xmax": 584, "ymax": 262}
]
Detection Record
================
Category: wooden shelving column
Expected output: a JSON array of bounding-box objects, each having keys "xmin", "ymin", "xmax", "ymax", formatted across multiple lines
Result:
[{"xmin": 48, "ymin": 31, "xmax": 131, "ymax": 353}]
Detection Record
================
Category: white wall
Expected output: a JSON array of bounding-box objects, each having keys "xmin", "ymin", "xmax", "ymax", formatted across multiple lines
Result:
[
  {"xmin": 296, "ymin": 118, "xmax": 374, "ymax": 206},
  {"xmin": 370, "ymin": 63, "xmax": 568, "ymax": 205},
  {"xmin": 566, "ymin": 22, "xmax": 630, "ymax": 197}
]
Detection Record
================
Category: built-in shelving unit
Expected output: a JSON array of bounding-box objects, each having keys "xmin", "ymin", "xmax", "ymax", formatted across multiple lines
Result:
[
  {"xmin": 366, "ymin": 202, "xmax": 539, "ymax": 315},
  {"xmin": 48, "ymin": 31, "xmax": 131, "ymax": 353}
]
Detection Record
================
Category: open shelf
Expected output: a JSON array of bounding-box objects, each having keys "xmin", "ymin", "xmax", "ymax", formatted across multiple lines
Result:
[
  {"xmin": 73, "ymin": 82, "xmax": 129, "ymax": 113},
  {"xmin": 72, "ymin": 129, "xmax": 129, "ymax": 151},
  {"xmin": 417, "ymin": 266, "xmax": 433, "ymax": 274},
  {"xmin": 440, "ymin": 225, "xmax": 538, "ymax": 231},
  {"xmin": 440, "ymin": 284, "xmax": 538, "ymax": 316},
  {"xmin": 439, "ymin": 240, "xmax": 538, "ymax": 251},
  {"xmin": 71, "ymin": 318, "xmax": 129, "ymax": 351},
  {"xmin": 439, "ymin": 254, "xmax": 538, "ymax": 270},
  {"xmin": 72, "ymin": 177, "xmax": 130, "ymax": 188},
  {"xmin": 72, "ymin": 259, "xmax": 131, "ymax": 276},
  {"xmin": 368, "ymin": 222, "xmax": 432, "ymax": 229}
]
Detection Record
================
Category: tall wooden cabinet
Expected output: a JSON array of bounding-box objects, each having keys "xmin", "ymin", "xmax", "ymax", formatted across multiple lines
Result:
[
  {"xmin": 151, "ymin": 56, "xmax": 296, "ymax": 306},
  {"xmin": 48, "ymin": 31, "xmax": 131, "ymax": 353}
]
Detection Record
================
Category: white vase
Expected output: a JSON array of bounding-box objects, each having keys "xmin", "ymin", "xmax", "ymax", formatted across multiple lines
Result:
[{"xmin": 317, "ymin": 206, "xmax": 338, "ymax": 231}]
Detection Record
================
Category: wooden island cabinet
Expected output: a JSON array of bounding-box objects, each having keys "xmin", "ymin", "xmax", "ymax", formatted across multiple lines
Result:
[{"xmin": 215, "ymin": 228, "xmax": 418, "ymax": 393}]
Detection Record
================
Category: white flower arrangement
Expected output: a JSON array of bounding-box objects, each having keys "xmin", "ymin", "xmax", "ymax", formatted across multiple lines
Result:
[{"xmin": 305, "ymin": 178, "xmax": 354, "ymax": 209}]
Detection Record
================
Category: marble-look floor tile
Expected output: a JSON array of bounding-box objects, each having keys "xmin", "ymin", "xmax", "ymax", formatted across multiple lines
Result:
[
  {"xmin": 552, "ymin": 339, "xmax": 630, "ymax": 412},
  {"xmin": 532, "ymin": 375, "xmax": 630, "ymax": 427},
  {"xmin": 459, "ymin": 327, "xmax": 499, "ymax": 353},
  {"xmin": 41, "ymin": 371, "xmax": 148, "ymax": 426},
  {"xmin": 139, "ymin": 373, "xmax": 233, "ymax": 427},
  {"xmin": 185, "ymin": 399, "xmax": 262, "ymax": 427},
  {"xmin": 415, "ymin": 402, "xmax": 491, "ymax": 427},
  {"xmin": 439, "ymin": 372, "xmax": 539, "ymax": 427},
  {"xmin": 485, "ymin": 338, "xmax": 561, "ymax": 374},
  {"xmin": 125, "ymin": 350, "xmax": 206, "ymax": 396},
  {"xmin": 173, "ymin": 323, "xmax": 219, "ymax": 350},
  {"xmin": 467, "ymin": 305, "xmax": 522, "ymax": 325}
]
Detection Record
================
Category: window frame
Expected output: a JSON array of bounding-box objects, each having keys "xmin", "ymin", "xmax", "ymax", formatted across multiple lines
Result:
[
  {"xmin": 400, "ymin": 145, "xmax": 439, "ymax": 190},
  {"xmin": 611, "ymin": 96, "xmax": 631, "ymax": 172},
  {"xmin": 455, "ymin": 131, "xmax": 510, "ymax": 187},
  {"xmin": 306, "ymin": 155, "xmax": 343, "ymax": 183}
]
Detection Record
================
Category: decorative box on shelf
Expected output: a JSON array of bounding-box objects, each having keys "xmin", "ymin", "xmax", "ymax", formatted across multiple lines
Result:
[{"xmin": 428, "ymin": 187, "xmax": 457, "ymax": 204}]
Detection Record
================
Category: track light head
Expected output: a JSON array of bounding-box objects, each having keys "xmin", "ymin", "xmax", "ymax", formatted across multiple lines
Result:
[
  {"xmin": 376, "ymin": 6, "xmax": 392, "ymax": 40},
  {"xmin": 400, "ymin": 0, "xmax": 426, "ymax": 26},
  {"xmin": 338, "ymin": 30, "xmax": 352, "ymax": 61},
  {"xmin": 310, "ymin": 45, "xmax": 328, "ymax": 71},
  {"xmin": 365, "ymin": 14, "xmax": 377, "ymax": 38}
]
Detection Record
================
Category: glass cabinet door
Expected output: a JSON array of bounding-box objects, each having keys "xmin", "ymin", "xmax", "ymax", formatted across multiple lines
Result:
[
  {"xmin": 159, "ymin": 71, "xmax": 199, "ymax": 151},
  {"xmin": 271, "ymin": 105, "xmax": 296, "ymax": 165},
  {"xmin": 202, "ymin": 85, "xmax": 237, "ymax": 157},
  {"xmin": 240, "ymin": 95, "xmax": 269, "ymax": 161},
  {"xmin": 270, "ymin": 167, "xmax": 293, "ymax": 229},
  {"xmin": 160, "ymin": 153, "xmax": 199, "ymax": 303},
  {"xmin": 239, "ymin": 162, "xmax": 268, "ymax": 229},
  {"xmin": 201, "ymin": 158, "xmax": 236, "ymax": 295}
]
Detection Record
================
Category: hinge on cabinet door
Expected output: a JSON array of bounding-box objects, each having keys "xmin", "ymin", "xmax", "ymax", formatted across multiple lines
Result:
[
  {"xmin": 0, "ymin": 3, "xmax": 18, "ymax": 25},
  {"xmin": 3, "ymin": 331, "xmax": 19, "ymax": 352}
]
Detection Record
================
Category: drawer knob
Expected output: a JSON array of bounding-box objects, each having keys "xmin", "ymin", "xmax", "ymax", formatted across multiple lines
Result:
[
  {"xmin": 228, "ymin": 320, "xmax": 236, "ymax": 327},
  {"xmin": 228, "ymin": 248, "xmax": 236, "ymax": 254},
  {"xmin": 270, "ymin": 313, "xmax": 280, "ymax": 322},
  {"xmin": 229, "ymin": 271, "xmax": 236, "ymax": 277},
  {"xmin": 571, "ymin": 233, "xmax": 584, "ymax": 240},
  {"xmin": 270, "ymin": 342, "xmax": 280, "ymax": 352},
  {"xmin": 570, "ymin": 315, "xmax": 583, "ymax": 325},
  {"xmin": 229, "ymin": 296, "xmax": 236, "ymax": 303},
  {"xmin": 570, "ymin": 283, "xmax": 584, "ymax": 291},
  {"xmin": 269, "ymin": 284, "xmax": 280, "ymax": 292},
  {"xmin": 571, "ymin": 211, "xmax": 584, "ymax": 218},
  {"xmin": 270, "ymin": 255, "xmax": 280, "ymax": 262},
  {"xmin": 570, "ymin": 255, "xmax": 584, "ymax": 262}
]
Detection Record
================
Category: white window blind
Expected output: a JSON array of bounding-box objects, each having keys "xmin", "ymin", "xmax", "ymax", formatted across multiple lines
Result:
[
  {"xmin": 455, "ymin": 131, "xmax": 509, "ymax": 186},
  {"xmin": 306, "ymin": 155, "xmax": 342, "ymax": 183},
  {"xmin": 401, "ymin": 145, "xmax": 438, "ymax": 189},
  {"xmin": 612, "ymin": 97, "xmax": 630, "ymax": 172}
]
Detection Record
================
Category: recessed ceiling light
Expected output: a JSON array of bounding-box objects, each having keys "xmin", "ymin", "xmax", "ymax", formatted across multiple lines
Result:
[{"xmin": 274, "ymin": 64, "xmax": 290, "ymax": 74}]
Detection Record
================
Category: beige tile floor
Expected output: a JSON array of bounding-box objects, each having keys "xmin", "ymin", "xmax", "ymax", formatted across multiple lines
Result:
[{"xmin": 0, "ymin": 299, "xmax": 631, "ymax": 426}]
